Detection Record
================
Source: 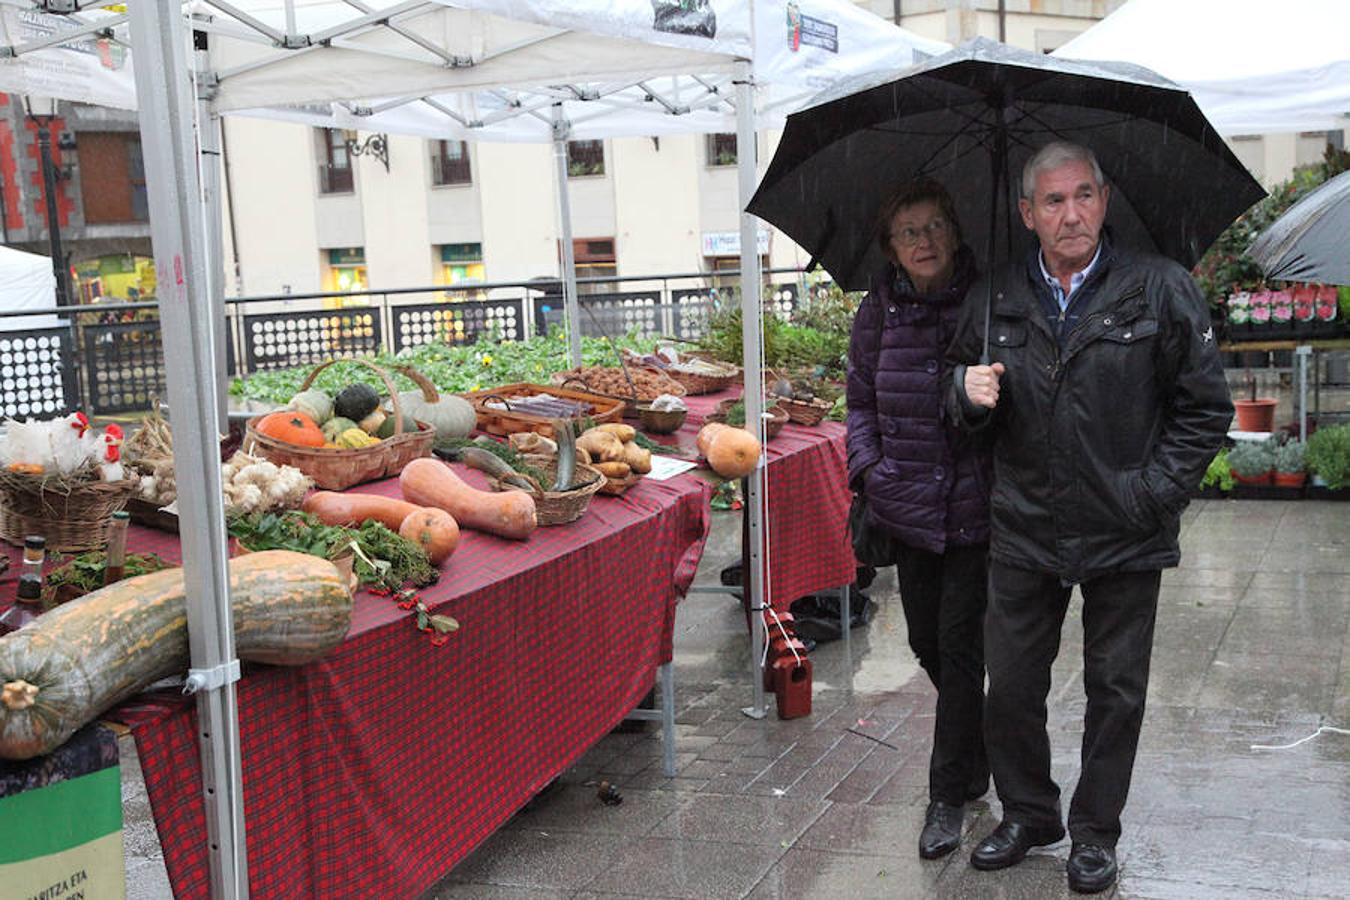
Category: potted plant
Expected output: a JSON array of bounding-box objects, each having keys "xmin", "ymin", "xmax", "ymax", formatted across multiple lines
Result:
[
  {"xmin": 1273, "ymin": 439, "xmax": 1307, "ymax": 489},
  {"xmin": 1306, "ymin": 424, "xmax": 1350, "ymax": 496},
  {"xmin": 1232, "ymin": 372, "xmax": 1278, "ymax": 433},
  {"xmin": 1228, "ymin": 439, "xmax": 1275, "ymax": 486}
]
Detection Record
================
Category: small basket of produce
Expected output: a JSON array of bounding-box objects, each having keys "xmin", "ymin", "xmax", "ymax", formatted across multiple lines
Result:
[
  {"xmin": 636, "ymin": 394, "xmax": 689, "ymax": 435},
  {"xmin": 125, "ymin": 406, "xmax": 313, "ymax": 531},
  {"xmin": 245, "ymin": 358, "xmax": 435, "ymax": 490},
  {"xmin": 767, "ymin": 372, "xmax": 837, "ymax": 426},
  {"xmin": 0, "ymin": 413, "xmax": 138, "ymax": 552},
  {"xmin": 448, "ymin": 435, "xmax": 604, "ymax": 526},
  {"xmin": 43, "ymin": 550, "xmax": 172, "ymax": 607},
  {"xmin": 705, "ymin": 398, "xmax": 789, "ymax": 441},
  {"xmin": 461, "ymin": 382, "xmax": 625, "ymax": 439},
  {"xmin": 549, "ymin": 366, "xmax": 686, "ymax": 416},
  {"xmin": 629, "ymin": 350, "xmax": 739, "ymax": 395},
  {"xmin": 576, "ymin": 423, "xmax": 653, "ymax": 495}
]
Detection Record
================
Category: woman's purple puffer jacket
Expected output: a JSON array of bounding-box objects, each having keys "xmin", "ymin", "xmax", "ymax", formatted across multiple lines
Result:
[{"xmin": 846, "ymin": 248, "xmax": 991, "ymax": 554}]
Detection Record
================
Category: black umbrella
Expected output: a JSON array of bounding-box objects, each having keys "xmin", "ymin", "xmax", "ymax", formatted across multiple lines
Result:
[
  {"xmin": 1248, "ymin": 170, "xmax": 1350, "ymax": 286},
  {"xmin": 749, "ymin": 38, "xmax": 1265, "ymax": 296}
]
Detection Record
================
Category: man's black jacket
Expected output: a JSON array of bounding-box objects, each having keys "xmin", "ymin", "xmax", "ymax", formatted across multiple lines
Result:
[{"xmin": 944, "ymin": 239, "xmax": 1233, "ymax": 584}]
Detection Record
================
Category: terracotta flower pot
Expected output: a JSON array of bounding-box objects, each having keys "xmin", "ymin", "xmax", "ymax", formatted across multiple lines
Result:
[
  {"xmin": 1233, "ymin": 398, "xmax": 1278, "ymax": 433},
  {"xmin": 1230, "ymin": 468, "xmax": 1272, "ymax": 486},
  {"xmin": 1273, "ymin": 471, "xmax": 1306, "ymax": 488}
]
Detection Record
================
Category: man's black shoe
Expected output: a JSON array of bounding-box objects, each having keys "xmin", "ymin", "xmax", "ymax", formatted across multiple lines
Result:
[
  {"xmin": 1067, "ymin": 843, "xmax": 1118, "ymax": 893},
  {"xmin": 970, "ymin": 820, "xmax": 1065, "ymax": 870},
  {"xmin": 918, "ymin": 801, "xmax": 964, "ymax": 859}
]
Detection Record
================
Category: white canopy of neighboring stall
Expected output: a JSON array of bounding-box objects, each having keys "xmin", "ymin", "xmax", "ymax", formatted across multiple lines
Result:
[
  {"xmin": 1053, "ymin": 0, "xmax": 1350, "ymax": 135},
  {"xmin": 0, "ymin": 3, "xmax": 947, "ymax": 896},
  {"xmin": 0, "ymin": 245, "xmax": 58, "ymax": 331}
]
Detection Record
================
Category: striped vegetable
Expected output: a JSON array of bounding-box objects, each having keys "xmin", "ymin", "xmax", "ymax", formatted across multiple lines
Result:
[{"xmin": 0, "ymin": 550, "xmax": 351, "ymax": 760}]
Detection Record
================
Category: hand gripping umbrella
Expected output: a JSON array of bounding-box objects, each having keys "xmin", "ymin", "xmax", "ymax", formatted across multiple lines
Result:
[
  {"xmin": 1249, "ymin": 169, "xmax": 1350, "ymax": 286},
  {"xmin": 748, "ymin": 37, "xmax": 1265, "ymax": 360}
]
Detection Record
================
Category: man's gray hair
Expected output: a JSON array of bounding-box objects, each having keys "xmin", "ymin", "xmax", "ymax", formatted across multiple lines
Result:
[{"xmin": 1021, "ymin": 142, "xmax": 1106, "ymax": 200}]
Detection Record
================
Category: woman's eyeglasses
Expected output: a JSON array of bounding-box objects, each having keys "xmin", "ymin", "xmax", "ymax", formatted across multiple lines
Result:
[{"xmin": 892, "ymin": 219, "xmax": 950, "ymax": 247}]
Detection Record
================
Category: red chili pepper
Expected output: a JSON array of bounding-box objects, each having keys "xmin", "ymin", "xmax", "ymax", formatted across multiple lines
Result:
[
  {"xmin": 429, "ymin": 635, "xmax": 449, "ymax": 647},
  {"xmin": 368, "ymin": 587, "xmax": 392, "ymax": 597}
]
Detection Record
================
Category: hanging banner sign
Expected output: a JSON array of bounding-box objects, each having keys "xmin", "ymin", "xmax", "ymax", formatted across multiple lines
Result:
[
  {"xmin": 702, "ymin": 230, "xmax": 771, "ymax": 256},
  {"xmin": 0, "ymin": 9, "xmax": 137, "ymax": 110}
]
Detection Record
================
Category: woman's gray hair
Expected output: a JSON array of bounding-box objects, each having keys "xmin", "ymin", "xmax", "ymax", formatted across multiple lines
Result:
[{"xmin": 1021, "ymin": 142, "xmax": 1106, "ymax": 200}]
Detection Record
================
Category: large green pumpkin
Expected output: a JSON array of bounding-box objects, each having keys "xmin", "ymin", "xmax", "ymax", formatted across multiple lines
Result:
[{"xmin": 397, "ymin": 391, "xmax": 476, "ymax": 441}]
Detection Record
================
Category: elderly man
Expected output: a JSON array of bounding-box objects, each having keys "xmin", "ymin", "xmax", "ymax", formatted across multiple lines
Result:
[{"xmin": 944, "ymin": 141, "xmax": 1232, "ymax": 894}]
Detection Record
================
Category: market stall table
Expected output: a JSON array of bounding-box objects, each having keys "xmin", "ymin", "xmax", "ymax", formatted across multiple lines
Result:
[{"xmin": 93, "ymin": 464, "xmax": 709, "ymax": 899}]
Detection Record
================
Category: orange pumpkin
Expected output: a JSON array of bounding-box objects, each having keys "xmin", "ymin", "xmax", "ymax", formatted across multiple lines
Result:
[
  {"xmin": 398, "ymin": 507, "xmax": 460, "ymax": 565},
  {"xmin": 705, "ymin": 427, "xmax": 761, "ymax": 479},
  {"xmin": 256, "ymin": 410, "xmax": 326, "ymax": 447}
]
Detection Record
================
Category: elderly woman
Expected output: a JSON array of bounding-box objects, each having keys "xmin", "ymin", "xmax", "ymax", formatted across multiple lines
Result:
[{"xmin": 846, "ymin": 179, "xmax": 992, "ymax": 860}]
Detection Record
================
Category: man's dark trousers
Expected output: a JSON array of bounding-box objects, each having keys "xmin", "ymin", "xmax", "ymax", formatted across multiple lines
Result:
[
  {"xmin": 983, "ymin": 561, "xmax": 1161, "ymax": 847},
  {"xmin": 895, "ymin": 543, "xmax": 989, "ymax": 805}
]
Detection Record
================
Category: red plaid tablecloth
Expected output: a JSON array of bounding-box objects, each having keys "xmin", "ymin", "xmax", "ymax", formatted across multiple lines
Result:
[
  {"xmin": 675, "ymin": 391, "xmax": 856, "ymax": 610},
  {"xmin": 107, "ymin": 465, "xmax": 710, "ymax": 899}
]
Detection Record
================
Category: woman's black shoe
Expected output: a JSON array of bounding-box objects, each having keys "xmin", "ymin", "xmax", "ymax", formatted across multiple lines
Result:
[{"xmin": 918, "ymin": 800, "xmax": 964, "ymax": 859}]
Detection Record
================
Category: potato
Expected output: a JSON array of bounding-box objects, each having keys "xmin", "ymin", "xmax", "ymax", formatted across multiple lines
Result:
[
  {"xmin": 594, "ymin": 461, "xmax": 631, "ymax": 478},
  {"xmin": 593, "ymin": 423, "xmax": 636, "ymax": 443},
  {"xmin": 577, "ymin": 430, "xmax": 625, "ymax": 462},
  {"xmin": 622, "ymin": 442, "xmax": 652, "ymax": 474}
]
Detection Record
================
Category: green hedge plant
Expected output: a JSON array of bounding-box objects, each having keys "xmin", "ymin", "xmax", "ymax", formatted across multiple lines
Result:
[{"xmin": 1306, "ymin": 424, "xmax": 1350, "ymax": 489}]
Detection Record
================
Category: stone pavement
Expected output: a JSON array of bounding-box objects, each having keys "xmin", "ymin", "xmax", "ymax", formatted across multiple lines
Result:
[{"xmin": 120, "ymin": 498, "xmax": 1350, "ymax": 899}]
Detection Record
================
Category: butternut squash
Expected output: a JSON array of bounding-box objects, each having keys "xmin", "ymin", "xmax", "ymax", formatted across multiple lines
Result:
[
  {"xmin": 400, "ymin": 458, "xmax": 537, "ymax": 541},
  {"xmin": 0, "ymin": 550, "xmax": 351, "ymax": 760},
  {"xmin": 398, "ymin": 507, "xmax": 461, "ymax": 565},
  {"xmin": 302, "ymin": 491, "xmax": 421, "ymax": 530},
  {"xmin": 696, "ymin": 422, "xmax": 730, "ymax": 457}
]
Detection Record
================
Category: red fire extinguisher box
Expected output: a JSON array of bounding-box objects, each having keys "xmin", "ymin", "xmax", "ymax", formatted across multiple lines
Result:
[{"xmin": 0, "ymin": 724, "xmax": 124, "ymax": 899}]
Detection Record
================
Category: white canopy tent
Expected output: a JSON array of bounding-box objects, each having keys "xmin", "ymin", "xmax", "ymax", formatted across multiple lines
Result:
[
  {"xmin": 0, "ymin": 245, "xmax": 58, "ymax": 331},
  {"xmin": 0, "ymin": 2, "xmax": 947, "ymax": 895},
  {"xmin": 1053, "ymin": 0, "xmax": 1350, "ymax": 135}
]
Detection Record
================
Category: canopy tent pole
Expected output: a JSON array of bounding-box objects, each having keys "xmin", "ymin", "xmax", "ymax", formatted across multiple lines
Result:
[
  {"xmin": 550, "ymin": 102, "xmax": 583, "ymax": 367},
  {"xmin": 129, "ymin": 4, "xmax": 250, "ymax": 896},
  {"xmin": 735, "ymin": 58, "xmax": 768, "ymax": 719},
  {"xmin": 195, "ymin": 28, "xmax": 230, "ymax": 434}
]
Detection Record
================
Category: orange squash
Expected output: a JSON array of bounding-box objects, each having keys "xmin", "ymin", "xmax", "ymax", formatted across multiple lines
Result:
[
  {"xmin": 256, "ymin": 410, "xmax": 326, "ymax": 447},
  {"xmin": 705, "ymin": 427, "xmax": 761, "ymax": 479},
  {"xmin": 0, "ymin": 550, "xmax": 351, "ymax": 760},
  {"xmin": 400, "ymin": 458, "xmax": 537, "ymax": 541},
  {"xmin": 696, "ymin": 422, "xmax": 730, "ymax": 457},
  {"xmin": 398, "ymin": 507, "xmax": 460, "ymax": 565},
  {"xmin": 302, "ymin": 491, "xmax": 422, "ymax": 530}
]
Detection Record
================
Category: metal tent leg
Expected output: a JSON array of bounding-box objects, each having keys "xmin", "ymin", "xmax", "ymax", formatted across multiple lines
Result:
[{"xmin": 623, "ymin": 663, "xmax": 678, "ymax": 777}]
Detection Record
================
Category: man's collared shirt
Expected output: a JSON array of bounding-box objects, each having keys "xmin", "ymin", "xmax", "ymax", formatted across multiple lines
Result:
[{"xmin": 1038, "ymin": 242, "xmax": 1103, "ymax": 313}]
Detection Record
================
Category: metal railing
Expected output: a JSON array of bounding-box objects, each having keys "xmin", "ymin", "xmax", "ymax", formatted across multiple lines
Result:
[{"xmin": 0, "ymin": 267, "xmax": 811, "ymax": 417}]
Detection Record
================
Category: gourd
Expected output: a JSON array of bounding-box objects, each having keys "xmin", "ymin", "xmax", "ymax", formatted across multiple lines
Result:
[
  {"xmin": 398, "ymin": 391, "xmax": 476, "ymax": 442},
  {"xmin": 321, "ymin": 416, "xmax": 358, "ymax": 443},
  {"xmin": 0, "ymin": 550, "xmax": 351, "ymax": 760},
  {"xmin": 256, "ymin": 410, "xmax": 326, "ymax": 447},
  {"xmin": 288, "ymin": 389, "xmax": 334, "ymax": 426},
  {"xmin": 336, "ymin": 428, "xmax": 380, "ymax": 450},
  {"xmin": 400, "ymin": 458, "xmax": 537, "ymax": 541},
  {"xmin": 302, "ymin": 491, "xmax": 421, "ymax": 530},
  {"xmin": 704, "ymin": 426, "xmax": 761, "ymax": 479},
  {"xmin": 398, "ymin": 508, "xmax": 460, "ymax": 565},
  {"xmin": 334, "ymin": 384, "xmax": 385, "ymax": 433}
]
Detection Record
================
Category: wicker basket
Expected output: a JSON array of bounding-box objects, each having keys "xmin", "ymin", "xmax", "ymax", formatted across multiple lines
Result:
[
  {"xmin": 549, "ymin": 368, "xmax": 687, "ymax": 417},
  {"xmin": 636, "ymin": 404, "xmax": 688, "ymax": 435},
  {"xmin": 125, "ymin": 496, "xmax": 180, "ymax": 534},
  {"xmin": 0, "ymin": 475, "xmax": 137, "ymax": 552},
  {"xmin": 596, "ymin": 470, "xmax": 643, "ymax": 496},
  {"xmin": 775, "ymin": 395, "xmax": 833, "ymax": 426},
  {"xmin": 663, "ymin": 362, "xmax": 739, "ymax": 395},
  {"xmin": 461, "ymin": 382, "xmax": 626, "ymax": 438},
  {"xmin": 245, "ymin": 357, "xmax": 434, "ymax": 491},
  {"xmin": 705, "ymin": 399, "xmax": 789, "ymax": 440},
  {"xmin": 492, "ymin": 455, "xmax": 605, "ymax": 526}
]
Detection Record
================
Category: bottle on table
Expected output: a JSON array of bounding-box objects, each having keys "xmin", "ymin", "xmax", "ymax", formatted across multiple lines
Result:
[
  {"xmin": 104, "ymin": 511, "xmax": 131, "ymax": 586},
  {"xmin": 0, "ymin": 574, "xmax": 44, "ymax": 635},
  {"xmin": 20, "ymin": 535, "xmax": 45, "ymax": 581}
]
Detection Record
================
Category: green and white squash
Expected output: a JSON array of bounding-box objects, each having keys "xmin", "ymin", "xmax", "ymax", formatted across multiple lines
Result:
[{"xmin": 397, "ymin": 390, "xmax": 476, "ymax": 441}]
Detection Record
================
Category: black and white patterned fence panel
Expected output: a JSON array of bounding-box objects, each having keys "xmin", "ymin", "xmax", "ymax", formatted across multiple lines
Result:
[
  {"xmin": 392, "ymin": 299, "xmax": 524, "ymax": 353},
  {"xmin": 242, "ymin": 308, "xmax": 383, "ymax": 372},
  {"xmin": 671, "ymin": 290, "xmax": 715, "ymax": 340},
  {"xmin": 0, "ymin": 327, "xmax": 78, "ymax": 419},
  {"xmin": 532, "ymin": 291, "xmax": 663, "ymax": 340},
  {"xmin": 83, "ymin": 320, "xmax": 165, "ymax": 414},
  {"xmin": 768, "ymin": 283, "xmax": 799, "ymax": 320}
]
